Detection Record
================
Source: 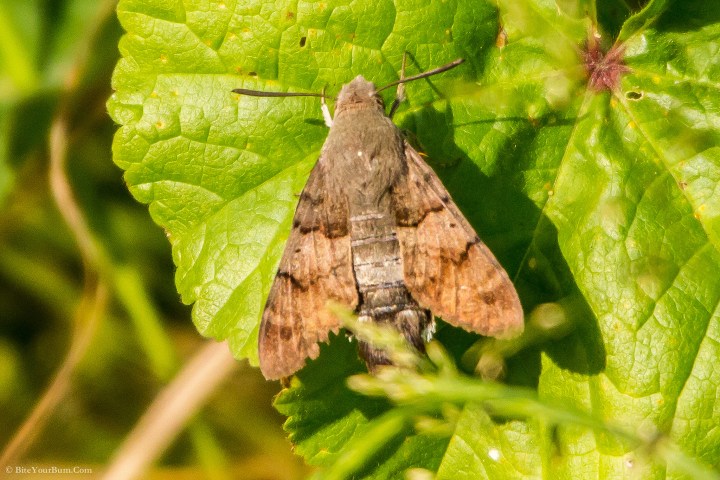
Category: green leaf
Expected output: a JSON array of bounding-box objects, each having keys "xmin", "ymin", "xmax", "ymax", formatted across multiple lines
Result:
[
  {"xmin": 0, "ymin": 0, "xmax": 121, "ymax": 205},
  {"xmin": 109, "ymin": 0, "xmax": 720, "ymax": 478},
  {"xmin": 0, "ymin": 103, "xmax": 14, "ymax": 204},
  {"xmin": 617, "ymin": 0, "xmax": 672, "ymax": 42},
  {"xmin": 536, "ymin": 0, "xmax": 720, "ymax": 476},
  {"xmin": 0, "ymin": 1, "xmax": 41, "ymax": 94},
  {"xmin": 0, "ymin": 0, "xmax": 47, "ymax": 204},
  {"xmin": 436, "ymin": 404, "xmax": 541, "ymax": 479}
]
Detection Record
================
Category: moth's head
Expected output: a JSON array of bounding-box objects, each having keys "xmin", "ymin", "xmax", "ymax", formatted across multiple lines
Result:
[{"xmin": 335, "ymin": 75, "xmax": 385, "ymax": 114}]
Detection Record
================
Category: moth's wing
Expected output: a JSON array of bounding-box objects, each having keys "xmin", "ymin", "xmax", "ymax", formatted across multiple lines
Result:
[
  {"xmin": 392, "ymin": 142, "xmax": 523, "ymax": 337},
  {"xmin": 259, "ymin": 156, "xmax": 358, "ymax": 380}
]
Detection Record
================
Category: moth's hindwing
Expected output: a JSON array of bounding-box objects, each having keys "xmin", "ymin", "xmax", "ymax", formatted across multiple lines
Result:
[
  {"xmin": 392, "ymin": 142, "xmax": 524, "ymax": 337},
  {"xmin": 259, "ymin": 156, "xmax": 358, "ymax": 380}
]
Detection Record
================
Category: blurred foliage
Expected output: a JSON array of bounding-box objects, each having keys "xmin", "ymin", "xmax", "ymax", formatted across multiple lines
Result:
[{"xmin": 0, "ymin": 0, "xmax": 308, "ymax": 477}]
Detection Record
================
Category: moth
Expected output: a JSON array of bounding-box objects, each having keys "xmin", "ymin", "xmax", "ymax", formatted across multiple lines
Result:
[{"xmin": 234, "ymin": 58, "xmax": 523, "ymax": 380}]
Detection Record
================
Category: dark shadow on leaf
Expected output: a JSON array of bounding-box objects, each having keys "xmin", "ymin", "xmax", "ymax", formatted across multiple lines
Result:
[
  {"xmin": 304, "ymin": 118, "xmax": 327, "ymax": 127},
  {"xmin": 279, "ymin": 334, "xmax": 453, "ymax": 473},
  {"xmin": 653, "ymin": 0, "xmax": 720, "ymax": 32},
  {"xmin": 354, "ymin": 429, "xmax": 450, "ymax": 478},
  {"xmin": 275, "ymin": 333, "xmax": 391, "ymax": 455}
]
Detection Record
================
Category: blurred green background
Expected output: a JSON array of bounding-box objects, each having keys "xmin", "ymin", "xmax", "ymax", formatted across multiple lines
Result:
[{"xmin": 0, "ymin": 1, "xmax": 308, "ymax": 477}]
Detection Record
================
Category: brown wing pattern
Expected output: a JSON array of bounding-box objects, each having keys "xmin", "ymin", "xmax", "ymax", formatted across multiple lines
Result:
[
  {"xmin": 259, "ymin": 157, "xmax": 358, "ymax": 380},
  {"xmin": 392, "ymin": 142, "xmax": 524, "ymax": 337}
]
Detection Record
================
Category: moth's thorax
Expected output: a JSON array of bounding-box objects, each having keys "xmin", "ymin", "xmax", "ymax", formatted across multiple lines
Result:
[
  {"xmin": 323, "ymin": 103, "xmax": 404, "ymax": 206},
  {"xmin": 335, "ymin": 76, "xmax": 385, "ymax": 115}
]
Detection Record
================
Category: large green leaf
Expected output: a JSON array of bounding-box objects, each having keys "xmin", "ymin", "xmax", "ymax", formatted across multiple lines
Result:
[{"xmin": 109, "ymin": 0, "xmax": 720, "ymax": 478}]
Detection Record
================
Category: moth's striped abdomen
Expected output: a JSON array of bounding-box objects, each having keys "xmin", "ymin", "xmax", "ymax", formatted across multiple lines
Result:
[{"xmin": 349, "ymin": 207, "xmax": 431, "ymax": 368}]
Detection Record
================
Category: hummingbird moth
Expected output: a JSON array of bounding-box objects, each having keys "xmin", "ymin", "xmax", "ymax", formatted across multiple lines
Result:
[{"xmin": 234, "ymin": 58, "xmax": 523, "ymax": 380}]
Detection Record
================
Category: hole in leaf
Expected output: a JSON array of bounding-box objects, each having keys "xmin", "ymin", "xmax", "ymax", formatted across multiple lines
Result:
[
  {"xmin": 299, "ymin": 36, "xmax": 307, "ymax": 47},
  {"xmin": 626, "ymin": 91, "xmax": 643, "ymax": 100},
  {"xmin": 248, "ymin": 71, "xmax": 257, "ymax": 77}
]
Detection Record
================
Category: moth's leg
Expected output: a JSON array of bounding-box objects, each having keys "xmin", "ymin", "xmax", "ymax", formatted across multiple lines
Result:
[
  {"xmin": 422, "ymin": 317, "xmax": 436, "ymax": 342},
  {"xmin": 389, "ymin": 52, "xmax": 408, "ymax": 118},
  {"xmin": 321, "ymin": 86, "xmax": 333, "ymax": 127}
]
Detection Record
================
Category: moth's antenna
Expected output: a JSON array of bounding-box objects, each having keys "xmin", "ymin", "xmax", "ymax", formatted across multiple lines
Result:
[
  {"xmin": 376, "ymin": 58, "xmax": 465, "ymax": 93},
  {"xmin": 233, "ymin": 58, "xmax": 464, "ymax": 99},
  {"xmin": 232, "ymin": 88, "xmax": 329, "ymax": 99}
]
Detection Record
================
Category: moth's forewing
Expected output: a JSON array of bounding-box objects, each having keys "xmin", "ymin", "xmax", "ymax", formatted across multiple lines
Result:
[
  {"xmin": 259, "ymin": 157, "xmax": 358, "ymax": 380},
  {"xmin": 392, "ymin": 143, "xmax": 524, "ymax": 337}
]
